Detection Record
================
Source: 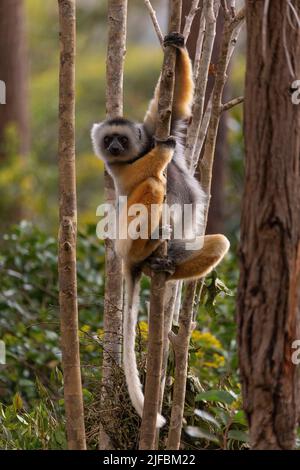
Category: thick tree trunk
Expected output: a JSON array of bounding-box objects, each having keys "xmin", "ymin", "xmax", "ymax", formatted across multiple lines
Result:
[
  {"xmin": 0, "ymin": 0, "xmax": 29, "ymax": 158},
  {"xmin": 238, "ymin": 0, "xmax": 300, "ymax": 450},
  {"xmin": 58, "ymin": 0, "xmax": 86, "ymax": 450}
]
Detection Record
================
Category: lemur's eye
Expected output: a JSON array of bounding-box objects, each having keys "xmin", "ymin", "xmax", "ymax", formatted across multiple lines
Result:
[
  {"xmin": 104, "ymin": 136, "xmax": 111, "ymax": 147},
  {"xmin": 120, "ymin": 136, "xmax": 128, "ymax": 146}
]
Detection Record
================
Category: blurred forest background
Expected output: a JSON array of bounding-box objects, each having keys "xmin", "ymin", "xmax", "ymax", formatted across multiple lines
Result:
[{"xmin": 0, "ymin": 0, "xmax": 248, "ymax": 449}]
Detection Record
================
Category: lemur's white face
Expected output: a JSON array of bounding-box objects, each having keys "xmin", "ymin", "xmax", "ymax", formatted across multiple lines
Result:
[{"xmin": 91, "ymin": 119, "xmax": 143, "ymax": 164}]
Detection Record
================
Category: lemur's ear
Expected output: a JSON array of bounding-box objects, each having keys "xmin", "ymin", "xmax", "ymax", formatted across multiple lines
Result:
[
  {"xmin": 91, "ymin": 123, "xmax": 103, "ymax": 158},
  {"xmin": 91, "ymin": 122, "xmax": 102, "ymax": 140}
]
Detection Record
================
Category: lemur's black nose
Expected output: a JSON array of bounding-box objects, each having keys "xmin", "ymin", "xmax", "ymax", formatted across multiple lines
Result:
[{"xmin": 109, "ymin": 145, "xmax": 121, "ymax": 155}]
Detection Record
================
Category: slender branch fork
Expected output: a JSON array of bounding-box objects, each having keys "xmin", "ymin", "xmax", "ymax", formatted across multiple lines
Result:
[
  {"xmin": 183, "ymin": 0, "xmax": 201, "ymax": 39},
  {"xmin": 142, "ymin": 0, "xmax": 245, "ymax": 451},
  {"xmin": 144, "ymin": 0, "xmax": 164, "ymax": 46}
]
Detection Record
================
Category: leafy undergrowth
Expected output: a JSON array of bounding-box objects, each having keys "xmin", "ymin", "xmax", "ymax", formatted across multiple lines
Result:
[{"xmin": 0, "ymin": 222, "xmax": 249, "ymax": 449}]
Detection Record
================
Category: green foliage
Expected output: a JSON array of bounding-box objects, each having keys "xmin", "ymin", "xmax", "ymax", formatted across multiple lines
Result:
[
  {"xmin": 0, "ymin": 381, "xmax": 66, "ymax": 450},
  {"xmin": 184, "ymin": 387, "xmax": 249, "ymax": 450},
  {"xmin": 0, "ymin": 222, "xmax": 104, "ymax": 404},
  {"xmin": 0, "ymin": 222, "xmax": 244, "ymax": 450}
]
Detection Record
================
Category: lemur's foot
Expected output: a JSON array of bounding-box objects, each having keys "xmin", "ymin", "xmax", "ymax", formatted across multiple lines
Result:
[
  {"xmin": 146, "ymin": 256, "xmax": 176, "ymax": 275},
  {"xmin": 155, "ymin": 136, "xmax": 176, "ymax": 149},
  {"xmin": 164, "ymin": 32, "xmax": 185, "ymax": 49}
]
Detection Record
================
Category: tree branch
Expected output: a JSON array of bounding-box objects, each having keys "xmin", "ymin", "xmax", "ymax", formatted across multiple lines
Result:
[
  {"xmin": 200, "ymin": 11, "xmax": 245, "ymax": 200},
  {"xmin": 144, "ymin": 0, "xmax": 164, "ymax": 46},
  {"xmin": 183, "ymin": 0, "xmax": 201, "ymax": 40},
  {"xmin": 193, "ymin": 8, "xmax": 206, "ymax": 79},
  {"xmin": 185, "ymin": 0, "xmax": 218, "ymax": 168},
  {"xmin": 222, "ymin": 95, "xmax": 244, "ymax": 112}
]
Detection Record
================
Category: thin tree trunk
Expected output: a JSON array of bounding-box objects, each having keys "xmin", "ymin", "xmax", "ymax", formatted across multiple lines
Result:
[
  {"xmin": 206, "ymin": 12, "xmax": 227, "ymax": 234},
  {"xmin": 58, "ymin": 0, "xmax": 86, "ymax": 450},
  {"xmin": 99, "ymin": 0, "xmax": 127, "ymax": 450},
  {"xmin": 139, "ymin": 0, "xmax": 182, "ymax": 450},
  {"xmin": 167, "ymin": 282, "xmax": 197, "ymax": 449},
  {"xmin": 167, "ymin": 4, "xmax": 245, "ymax": 450},
  {"xmin": 182, "ymin": 1, "xmax": 226, "ymax": 234},
  {"xmin": 0, "ymin": 0, "xmax": 29, "ymax": 158},
  {"xmin": 160, "ymin": 281, "xmax": 178, "ymax": 408},
  {"xmin": 238, "ymin": 0, "xmax": 300, "ymax": 450}
]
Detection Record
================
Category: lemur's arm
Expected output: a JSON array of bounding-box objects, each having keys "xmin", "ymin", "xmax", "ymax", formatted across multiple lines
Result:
[
  {"xmin": 115, "ymin": 138, "xmax": 176, "ymax": 264},
  {"xmin": 143, "ymin": 33, "xmax": 194, "ymax": 136}
]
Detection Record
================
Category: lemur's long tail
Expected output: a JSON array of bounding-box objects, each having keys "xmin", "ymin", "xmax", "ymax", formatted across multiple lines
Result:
[{"xmin": 123, "ymin": 267, "xmax": 166, "ymax": 428}]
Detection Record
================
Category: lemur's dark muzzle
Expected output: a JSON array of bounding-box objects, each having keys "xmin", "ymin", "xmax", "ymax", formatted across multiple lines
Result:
[{"xmin": 109, "ymin": 138, "xmax": 123, "ymax": 156}]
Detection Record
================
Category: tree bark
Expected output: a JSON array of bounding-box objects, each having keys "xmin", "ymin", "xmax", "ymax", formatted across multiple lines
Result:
[
  {"xmin": 58, "ymin": 0, "xmax": 86, "ymax": 450},
  {"xmin": 238, "ymin": 0, "xmax": 300, "ymax": 450},
  {"xmin": 0, "ymin": 0, "xmax": 29, "ymax": 158},
  {"xmin": 206, "ymin": 12, "xmax": 227, "ymax": 234},
  {"xmin": 139, "ymin": 0, "xmax": 182, "ymax": 451},
  {"xmin": 99, "ymin": 0, "xmax": 127, "ymax": 450}
]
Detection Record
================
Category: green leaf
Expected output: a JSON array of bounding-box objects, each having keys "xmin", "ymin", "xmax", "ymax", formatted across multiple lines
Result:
[
  {"xmin": 227, "ymin": 430, "xmax": 249, "ymax": 442},
  {"xmin": 54, "ymin": 429, "xmax": 66, "ymax": 446},
  {"xmin": 232, "ymin": 410, "xmax": 247, "ymax": 426},
  {"xmin": 196, "ymin": 390, "xmax": 235, "ymax": 405}
]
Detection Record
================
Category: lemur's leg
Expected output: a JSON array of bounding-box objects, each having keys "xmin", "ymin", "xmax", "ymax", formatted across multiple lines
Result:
[
  {"xmin": 145, "ymin": 235, "xmax": 230, "ymax": 281},
  {"xmin": 169, "ymin": 235, "xmax": 230, "ymax": 280},
  {"xmin": 143, "ymin": 33, "xmax": 194, "ymax": 135}
]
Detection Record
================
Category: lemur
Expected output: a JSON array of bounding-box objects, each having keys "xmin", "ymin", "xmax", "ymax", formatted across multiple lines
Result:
[{"xmin": 91, "ymin": 33, "xmax": 230, "ymax": 427}]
